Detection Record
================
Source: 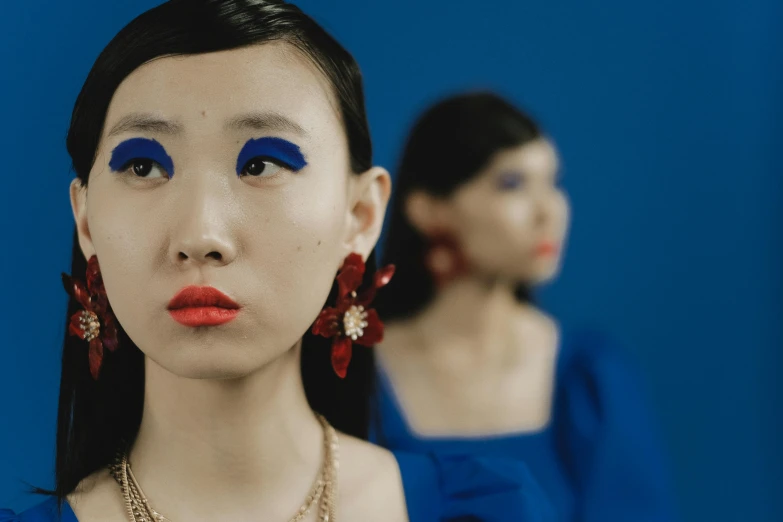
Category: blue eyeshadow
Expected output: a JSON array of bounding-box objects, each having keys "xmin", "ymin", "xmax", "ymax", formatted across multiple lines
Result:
[
  {"xmin": 235, "ymin": 137, "xmax": 307, "ymax": 175},
  {"xmin": 109, "ymin": 138, "xmax": 174, "ymax": 178},
  {"xmin": 497, "ymin": 171, "xmax": 524, "ymax": 190}
]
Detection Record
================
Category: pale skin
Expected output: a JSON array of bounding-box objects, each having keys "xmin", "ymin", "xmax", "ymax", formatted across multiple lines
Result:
[
  {"xmin": 67, "ymin": 42, "xmax": 407, "ymax": 522},
  {"xmin": 377, "ymin": 139, "xmax": 571, "ymax": 436}
]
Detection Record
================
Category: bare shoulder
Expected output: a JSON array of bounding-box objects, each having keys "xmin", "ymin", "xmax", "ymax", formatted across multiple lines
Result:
[
  {"xmin": 336, "ymin": 433, "xmax": 409, "ymax": 522},
  {"xmin": 67, "ymin": 468, "xmax": 127, "ymax": 522}
]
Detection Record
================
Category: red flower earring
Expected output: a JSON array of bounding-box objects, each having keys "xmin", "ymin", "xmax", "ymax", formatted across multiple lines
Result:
[
  {"xmin": 61, "ymin": 255, "xmax": 119, "ymax": 380},
  {"xmin": 424, "ymin": 232, "xmax": 469, "ymax": 287},
  {"xmin": 311, "ymin": 253, "xmax": 395, "ymax": 378}
]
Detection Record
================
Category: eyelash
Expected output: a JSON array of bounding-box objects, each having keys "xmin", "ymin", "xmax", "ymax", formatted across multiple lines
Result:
[
  {"xmin": 111, "ymin": 150, "xmax": 299, "ymax": 181},
  {"xmin": 238, "ymin": 155, "xmax": 291, "ymax": 178},
  {"xmin": 118, "ymin": 158, "xmax": 169, "ymax": 179},
  {"xmin": 114, "ymin": 157, "xmax": 289, "ymax": 177},
  {"xmin": 497, "ymin": 173, "xmax": 525, "ymax": 190},
  {"xmin": 496, "ymin": 173, "xmax": 563, "ymax": 190}
]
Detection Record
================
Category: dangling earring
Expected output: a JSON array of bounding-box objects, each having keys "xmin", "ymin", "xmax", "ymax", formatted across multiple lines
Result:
[
  {"xmin": 424, "ymin": 232, "xmax": 469, "ymax": 288},
  {"xmin": 311, "ymin": 253, "xmax": 395, "ymax": 378},
  {"xmin": 61, "ymin": 255, "xmax": 119, "ymax": 380}
]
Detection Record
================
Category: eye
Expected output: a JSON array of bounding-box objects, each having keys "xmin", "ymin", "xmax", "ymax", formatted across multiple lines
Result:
[
  {"xmin": 235, "ymin": 137, "xmax": 307, "ymax": 178},
  {"xmin": 109, "ymin": 138, "xmax": 174, "ymax": 179},
  {"xmin": 239, "ymin": 156, "xmax": 284, "ymax": 178},
  {"xmin": 122, "ymin": 159, "xmax": 167, "ymax": 179},
  {"xmin": 496, "ymin": 171, "xmax": 525, "ymax": 191}
]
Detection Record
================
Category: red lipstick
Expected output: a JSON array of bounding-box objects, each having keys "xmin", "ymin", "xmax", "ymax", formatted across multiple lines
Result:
[
  {"xmin": 168, "ymin": 286, "xmax": 240, "ymax": 327},
  {"xmin": 536, "ymin": 242, "xmax": 559, "ymax": 257}
]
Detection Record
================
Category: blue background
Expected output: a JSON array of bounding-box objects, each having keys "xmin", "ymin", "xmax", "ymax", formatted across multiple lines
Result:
[{"xmin": 1, "ymin": 1, "xmax": 781, "ymax": 520}]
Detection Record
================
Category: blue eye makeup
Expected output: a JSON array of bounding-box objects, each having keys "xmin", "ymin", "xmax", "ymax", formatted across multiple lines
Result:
[
  {"xmin": 496, "ymin": 171, "xmax": 525, "ymax": 190},
  {"xmin": 109, "ymin": 138, "xmax": 174, "ymax": 179},
  {"xmin": 236, "ymin": 137, "xmax": 307, "ymax": 177}
]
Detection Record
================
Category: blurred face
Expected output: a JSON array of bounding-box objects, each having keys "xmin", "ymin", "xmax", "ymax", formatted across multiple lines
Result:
[
  {"xmin": 70, "ymin": 43, "xmax": 388, "ymax": 378},
  {"xmin": 441, "ymin": 139, "xmax": 569, "ymax": 284}
]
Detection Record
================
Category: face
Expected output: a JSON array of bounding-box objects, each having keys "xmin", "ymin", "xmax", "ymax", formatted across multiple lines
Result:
[
  {"xmin": 71, "ymin": 43, "xmax": 389, "ymax": 379},
  {"xmin": 439, "ymin": 139, "xmax": 569, "ymax": 285}
]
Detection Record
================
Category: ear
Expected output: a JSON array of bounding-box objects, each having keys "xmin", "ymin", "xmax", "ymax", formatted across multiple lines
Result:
[
  {"xmin": 70, "ymin": 178, "xmax": 95, "ymax": 259},
  {"xmin": 404, "ymin": 190, "xmax": 453, "ymax": 236},
  {"xmin": 343, "ymin": 166, "xmax": 392, "ymax": 258}
]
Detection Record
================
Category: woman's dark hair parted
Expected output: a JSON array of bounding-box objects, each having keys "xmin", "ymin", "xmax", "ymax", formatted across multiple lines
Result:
[
  {"xmin": 54, "ymin": 0, "xmax": 376, "ymax": 502},
  {"xmin": 376, "ymin": 92, "xmax": 543, "ymax": 321}
]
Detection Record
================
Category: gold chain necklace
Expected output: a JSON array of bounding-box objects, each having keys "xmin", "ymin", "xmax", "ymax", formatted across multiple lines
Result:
[{"xmin": 109, "ymin": 415, "xmax": 339, "ymax": 522}]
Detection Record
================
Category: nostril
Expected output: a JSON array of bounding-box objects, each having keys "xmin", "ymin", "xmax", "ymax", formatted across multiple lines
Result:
[{"xmin": 175, "ymin": 250, "xmax": 226, "ymax": 263}]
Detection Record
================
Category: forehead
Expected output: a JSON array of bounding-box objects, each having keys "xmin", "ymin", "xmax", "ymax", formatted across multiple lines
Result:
[
  {"xmin": 103, "ymin": 42, "xmax": 339, "ymax": 136},
  {"xmin": 485, "ymin": 139, "xmax": 559, "ymax": 174}
]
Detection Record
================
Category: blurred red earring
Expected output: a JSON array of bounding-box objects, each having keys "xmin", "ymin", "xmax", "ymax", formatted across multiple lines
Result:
[
  {"xmin": 311, "ymin": 253, "xmax": 395, "ymax": 378},
  {"xmin": 424, "ymin": 232, "xmax": 469, "ymax": 287},
  {"xmin": 61, "ymin": 255, "xmax": 119, "ymax": 380}
]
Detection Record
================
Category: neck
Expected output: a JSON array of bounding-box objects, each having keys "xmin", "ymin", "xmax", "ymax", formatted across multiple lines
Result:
[
  {"xmin": 129, "ymin": 343, "xmax": 324, "ymax": 519},
  {"xmin": 410, "ymin": 277, "xmax": 534, "ymax": 365}
]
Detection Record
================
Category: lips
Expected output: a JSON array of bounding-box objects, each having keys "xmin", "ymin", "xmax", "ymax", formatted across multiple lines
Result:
[
  {"xmin": 536, "ymin": 242, "xmax": 559, "ymax": 256},
  {"xmin": 167, "ymin": 286, "xmax": 240, "ymax": 327}
]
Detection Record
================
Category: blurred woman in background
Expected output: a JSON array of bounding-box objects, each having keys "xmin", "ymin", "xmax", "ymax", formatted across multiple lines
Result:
[{"xmin": 373, "ymin": 91, "xmax": 679, "ymax": 521}]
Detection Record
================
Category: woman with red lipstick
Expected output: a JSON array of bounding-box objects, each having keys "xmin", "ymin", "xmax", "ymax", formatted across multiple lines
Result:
[
  {"xmin": 0, "ymin": 2, "xmax": 554, "ymax": 522},
  {"xmin": 372, "ymin": 92, "xmax": 679, "ymax": 521}
]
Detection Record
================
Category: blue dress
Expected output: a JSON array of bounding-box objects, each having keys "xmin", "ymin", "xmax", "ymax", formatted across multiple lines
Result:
[
  {"xmin": 0, "ymin": 452, "xmax": 555, "ymax": 522},
  {"xmin": 370, "ymin": 329, "xmax": 679, "ymax": 522}
]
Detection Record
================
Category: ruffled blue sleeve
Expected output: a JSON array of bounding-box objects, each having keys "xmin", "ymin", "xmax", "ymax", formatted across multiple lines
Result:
[
  {"xmin": 0, "ymin": 509, "xmax": 19, "ymax": 522},
  {"xmin": 395, "ymin": 451, "xmax": 556, "ymax": 522},
  {"xmin": 557, "ymin": 330, "xmax": 679, "ymax": 521}
]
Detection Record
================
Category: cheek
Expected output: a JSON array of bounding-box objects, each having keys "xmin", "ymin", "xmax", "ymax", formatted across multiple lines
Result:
[
  {"xmin": 460, "ymin": 197, "xmax": 536, "ymax": 251},
  {"xmin": 239, "ymin": 178, "xmax": 348, "ymax": 341},
  {"xmin": 82, "ymin": 182, "xmax": 175, "ymax": 356},
  {"xmin": 498, "ymin": 198, "xmax": 537, "ymax": 233},
  {"xmin": 85, "ymin": 178, "xmax": 159, "ymax": 290},
  {"xmin": 244, "ymin": 177, "xmax": 347, "ymax": 269}
]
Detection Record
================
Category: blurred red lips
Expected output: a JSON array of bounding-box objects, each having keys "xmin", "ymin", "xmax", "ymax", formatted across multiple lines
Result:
[{"xmin": 535, "ymin": 242, "xmax": 559, "ymax": 257}]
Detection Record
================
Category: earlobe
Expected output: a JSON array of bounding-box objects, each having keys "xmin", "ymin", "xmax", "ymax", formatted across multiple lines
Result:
[
  {"xmin": 344, "ymin": 166, "xmax": 392, "ymax": 258},
  {"xmin": 70, "ymin": 178, "xmax": 95, "ymax": 259}
]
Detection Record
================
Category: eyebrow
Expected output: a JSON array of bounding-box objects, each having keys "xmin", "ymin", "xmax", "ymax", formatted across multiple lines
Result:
[
  {"xmin": 224, "ymin": 112, "xmax": 308, "ymax": 138},
  {"xmin": 105, "ymin": 111, "xmax": 308, "ymax": 139},
  {"xmin": 106, "ymin": 114, "xmax": 184, "ymax": 138}
]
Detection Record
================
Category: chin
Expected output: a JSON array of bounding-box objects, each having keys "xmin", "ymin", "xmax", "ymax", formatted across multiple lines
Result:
[
  {"xmin": 149, "ymin": 343, "xmax": 284, "ymax": 381},
  {"xmin": 188, "ymin": 361, "xmax": 261, "ymax": 380},
  {"xmin": 159, "ymin": 359, "xmax": 260, "ymax": 380},
  {"xmin": 526, "ymin": 261, "xmax": 562, "ymax": 285}
]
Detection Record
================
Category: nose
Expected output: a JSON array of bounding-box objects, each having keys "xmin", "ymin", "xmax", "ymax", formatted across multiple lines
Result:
[
  {"xmin": 168, "ymin": 173, "xmax": 238, "ymax": 268},
  {"xmin": 173, "ymin": 232, "xmax": 237, "ymax": 267},
  {"xmin": 532, "ymin": 186, "xmax": 561, "ymax": 228}
]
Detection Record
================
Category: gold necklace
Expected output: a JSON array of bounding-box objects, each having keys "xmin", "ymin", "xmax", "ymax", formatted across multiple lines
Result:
[{"xmin": 109, "ymin": 415, "xmax": 339, "ymax": 522}]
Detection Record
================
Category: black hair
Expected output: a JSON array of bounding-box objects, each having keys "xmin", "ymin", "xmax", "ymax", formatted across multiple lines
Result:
[
  {"xmin": 376, "ymin": 92, "xmax": 542, "ymax": 321},
  {"xmin": 52, "ymin": 0, "xmax": 375, "ymax": 502}
]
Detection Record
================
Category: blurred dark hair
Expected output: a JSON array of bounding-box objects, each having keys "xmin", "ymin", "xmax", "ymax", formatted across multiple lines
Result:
[
  {"xmin": 52, "ymin": 0, "xmax": 375, "ymax": 502},
  {"xmin": 376, "ymin": 92, "xmax": 542, "ymax": 321}
]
